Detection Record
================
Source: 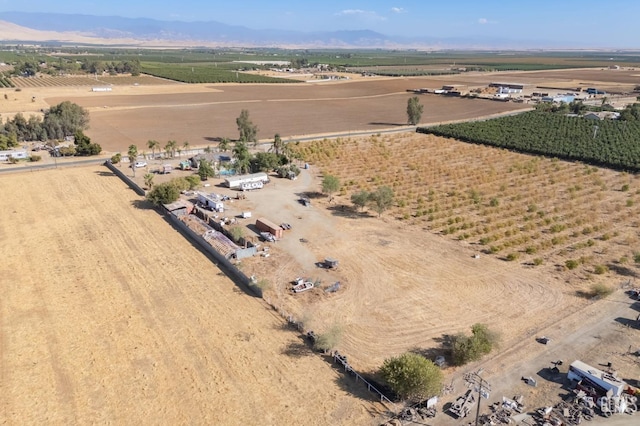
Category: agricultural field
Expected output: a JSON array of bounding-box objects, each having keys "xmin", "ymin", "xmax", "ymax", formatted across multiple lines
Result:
[
  {"xmin": 294, "ymin": 132, "xmax": 640, "ymax": 281},
  {"xmin": 10, "ymin": 74, "xmax": 178, "ymax": 88},
  {"xmin": 420, "ymin": 111, "xmax": 640, "ymax": 171},
  {"xmin": 0, "ymin": 166, "xmax": 382, "ymax": 425}
]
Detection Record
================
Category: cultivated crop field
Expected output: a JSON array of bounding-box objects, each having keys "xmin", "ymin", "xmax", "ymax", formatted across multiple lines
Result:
[{"xmin": 295, "ymin": 132, "xmax": 640, "ymax": 281}]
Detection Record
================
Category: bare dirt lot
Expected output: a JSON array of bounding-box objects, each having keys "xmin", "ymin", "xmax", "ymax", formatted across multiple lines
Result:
[{"xmin": 0, "ymin": 166, "xmax": 383, "ymax": 425}]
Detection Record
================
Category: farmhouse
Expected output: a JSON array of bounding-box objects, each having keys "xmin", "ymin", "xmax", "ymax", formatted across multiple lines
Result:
[
  {"xmin": 224, "ymin": 172, "xmax": 269, "ymax": 190},
  {"xmin": 0, "ymin": 149, "xmax": 28, "ymax": 161}
]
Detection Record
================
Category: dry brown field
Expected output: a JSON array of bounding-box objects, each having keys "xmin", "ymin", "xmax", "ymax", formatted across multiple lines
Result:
[
  {"xmin": 0, "ymin": 166, "xmax": 384, "ymax": 425},
  {"xmin": 2, "ymin": 69, "xmax": 639, "ymax": 423}
]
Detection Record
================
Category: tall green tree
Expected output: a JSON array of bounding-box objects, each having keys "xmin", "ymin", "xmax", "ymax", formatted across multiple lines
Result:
[
  {"xmin": 270, "ymin": 133, "xmax": 285, "ymax": 155},
  {"xmin": 322, "ymin": 174, "xmax": 340, "ymax": 202},
  {"xmin": 407, "ymin": 96, "xmax": 424, "ymax": 125},
  {"xmin": 198, "ymin": 159, "xmax": 215, "ymax": 181},
  {"xmin": 147, "ymin": 139, "xmax": 159, "ymax": 159},
  {"xmin": 233, "ymin": 140, "xmax": 251, "ymax": 174},
  {"xmin": 165, "ymin": 140, "xmax": 177, "ymax": 158},
  {"xmin": 43, "ymin": 101, "xmax": 89, "ymax": 140},
  {"xmin": 236, "ymin": 109, "xmax": 258, "ymax": 145},
  {"xmin": 127, "ymin": 144, "xmax": 138, "ymax": 177},
  {"xmin": 219, "ymin": 137, "xmax": 231, "ymax": 152},
  {"xmin": 144, "ymin": 173, "xmax": 154, "ymax": 189},
  {"xmin": 369, "ymin": 186, "xmax": 394, "ymax": 217},
  {"xmin": 380, "ymin": 353, "xmax": 443, "ymax": 401},
  {"xmin": 351, "ymin": 190, "xmax": 370, "ymax": 212}
]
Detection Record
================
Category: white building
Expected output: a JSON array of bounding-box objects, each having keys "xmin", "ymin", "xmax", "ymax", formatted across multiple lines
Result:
[
  {"xmin": 197, "ymin": 192, "xmax": 225, "ymax": 212},
  {"xmin": 224, "ymin": 172, "xmax": 269, "ymax": 190},
  {"xmin": 567, "ymin": 360, "xmax": 626, "ymax": 397},
  {"xmin": 0, "ymin": 150, "xmax": 28, "ymax": 161}
]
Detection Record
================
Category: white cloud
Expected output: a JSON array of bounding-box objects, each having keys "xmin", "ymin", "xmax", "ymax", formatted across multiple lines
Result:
[
  {"xmin": 391, "ymin": 7, "xmax": 406, "ymax": 14},
  {"xmin": 335, "ymin": 9, "xmax": 386, "ymax": 22},
  {"xmin": 478, "ymin": 18, "xmax": 498, "ymax": 25}
]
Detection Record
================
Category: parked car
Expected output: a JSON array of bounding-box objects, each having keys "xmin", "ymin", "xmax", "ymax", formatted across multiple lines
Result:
[{"xmin": 132, "ymin": 161, "xmax": 147, "ymax": 168}]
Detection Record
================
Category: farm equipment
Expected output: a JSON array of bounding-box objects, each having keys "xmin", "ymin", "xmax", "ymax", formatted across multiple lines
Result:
[{"xmin": 448, "ymin": 389, "xmax": 475, "ymax": 419}]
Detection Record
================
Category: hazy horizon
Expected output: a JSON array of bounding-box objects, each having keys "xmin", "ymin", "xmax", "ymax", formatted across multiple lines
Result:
[{"xmin": 0, "ymin": 1, "xmax": 639, "ymax": 49}]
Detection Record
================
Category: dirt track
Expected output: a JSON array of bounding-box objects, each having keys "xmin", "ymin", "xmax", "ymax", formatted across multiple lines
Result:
[{"xmin": 0, "ymin": 166, "xmax": 382, "ymax": 425}]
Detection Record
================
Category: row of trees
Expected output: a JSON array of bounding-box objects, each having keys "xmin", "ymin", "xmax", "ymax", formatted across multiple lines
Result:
[
  {"xmin": 0, "ymin": 101, "xmax": 93, "ymax": 152},
  {"xmin": 419, "ymin": 110, "xmax": 640, "ymax": 171},
  {"xmin": 11, "ymin": 58, "xmax": 141, "ymax": 77}
]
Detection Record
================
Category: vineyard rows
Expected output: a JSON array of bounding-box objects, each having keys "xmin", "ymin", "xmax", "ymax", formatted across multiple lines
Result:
[{"xmin": 295, "ymin": 133, "xmax": 640, "ymax": 277}]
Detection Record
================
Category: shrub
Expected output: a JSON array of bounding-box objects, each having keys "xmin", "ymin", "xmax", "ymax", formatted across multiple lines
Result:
[
  {"xmin": 451, "ymin": 323, "xmax": 497, "ymax": 366},
  {"xmin": 588, "ymin": 283, "xmax": 614, "ymax": 298},
  {"xmin": 565, "ymin": 259, "xmax": 579, "ymax": 270},
  {"xmin": 525, "ymin": 246, "xmax": 537, "ymax": 254},
  {"xmin": 146, "ymin": 182, "xmax": 180, "ymax": 205},
  {"xmin": 228, "ymin": 226, "xmax": 244, "ymax": 243},
  {"xmin": 533, "ymin": 258, "xmax": 544, "ymax": 266},
  {"xmin": 29, "ymin": 155, "xmax": 41, "ymax": 162},
  {"xmin": 506, "ymin": 253, "xmax": 519, "ymax": 261},
  {"xmin": 593, "ymin": 264, "xmax": 609, "ymax": 275},
  {"xmin": 379, "ymin": 353, "xmax": 443, "ymax": 401},
  {"xmin": 313, "ymin": 324, "xmax": 343, "ymax": 353}
]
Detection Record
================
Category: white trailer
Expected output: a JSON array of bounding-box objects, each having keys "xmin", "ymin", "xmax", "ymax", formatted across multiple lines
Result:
[
  {"xmin": 567, "ymin": 360, "xmax": 626, "ymax": 397},
  {"xmin": 224, "ymin": 172, "xmax": 269, "ymax": 190}
]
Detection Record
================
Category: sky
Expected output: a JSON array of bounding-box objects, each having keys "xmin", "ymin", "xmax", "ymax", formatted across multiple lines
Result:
[{"xmin": 1, "ymin": 0, "xmax": 639, "ymax": 48}]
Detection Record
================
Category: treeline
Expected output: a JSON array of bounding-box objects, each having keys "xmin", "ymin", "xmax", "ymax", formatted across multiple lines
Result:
[
  {"xmin": 11, "ymin": 58, "xmax": 142, "ymax": 77},
  {"xmin": 0, "ymin": 101, "xmax": 92, "ymax": 150},
  {"xmin": 417, "ymin": 110, "xmax": 640, "ymax": 172}
]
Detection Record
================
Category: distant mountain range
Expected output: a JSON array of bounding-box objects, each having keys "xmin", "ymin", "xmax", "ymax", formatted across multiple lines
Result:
[{"xmin": 0, "ymin": 11, "xmax": 565, "ymax": 49}]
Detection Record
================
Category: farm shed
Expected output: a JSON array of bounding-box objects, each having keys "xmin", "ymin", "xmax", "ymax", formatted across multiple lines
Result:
[
  {"xmin": 224, "ymin": 172, "xmax": 269, "ymax": 190},
  {"xmin": 255, "ymin": 217, "xmax": 283, "ymax": 239},
  {"xmin": 567, "ymin": 360, "xmax": 626, "ymax": 397},
  {"xmin": 197, "ymin": 192, "xmax": 225, "ymax": 212},
  {"xmin": 0, "ymin": 150, "xmax": 28, "ymax": 161},
  {"xmin": 163, "ymin": 200, "xmax": 194, "ymax": 216}
]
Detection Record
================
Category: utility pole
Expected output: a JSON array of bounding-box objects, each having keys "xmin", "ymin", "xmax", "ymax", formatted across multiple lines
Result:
[{"xmin": 463, "ymin": 369, "xmax": 491, "ymax": 426}]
